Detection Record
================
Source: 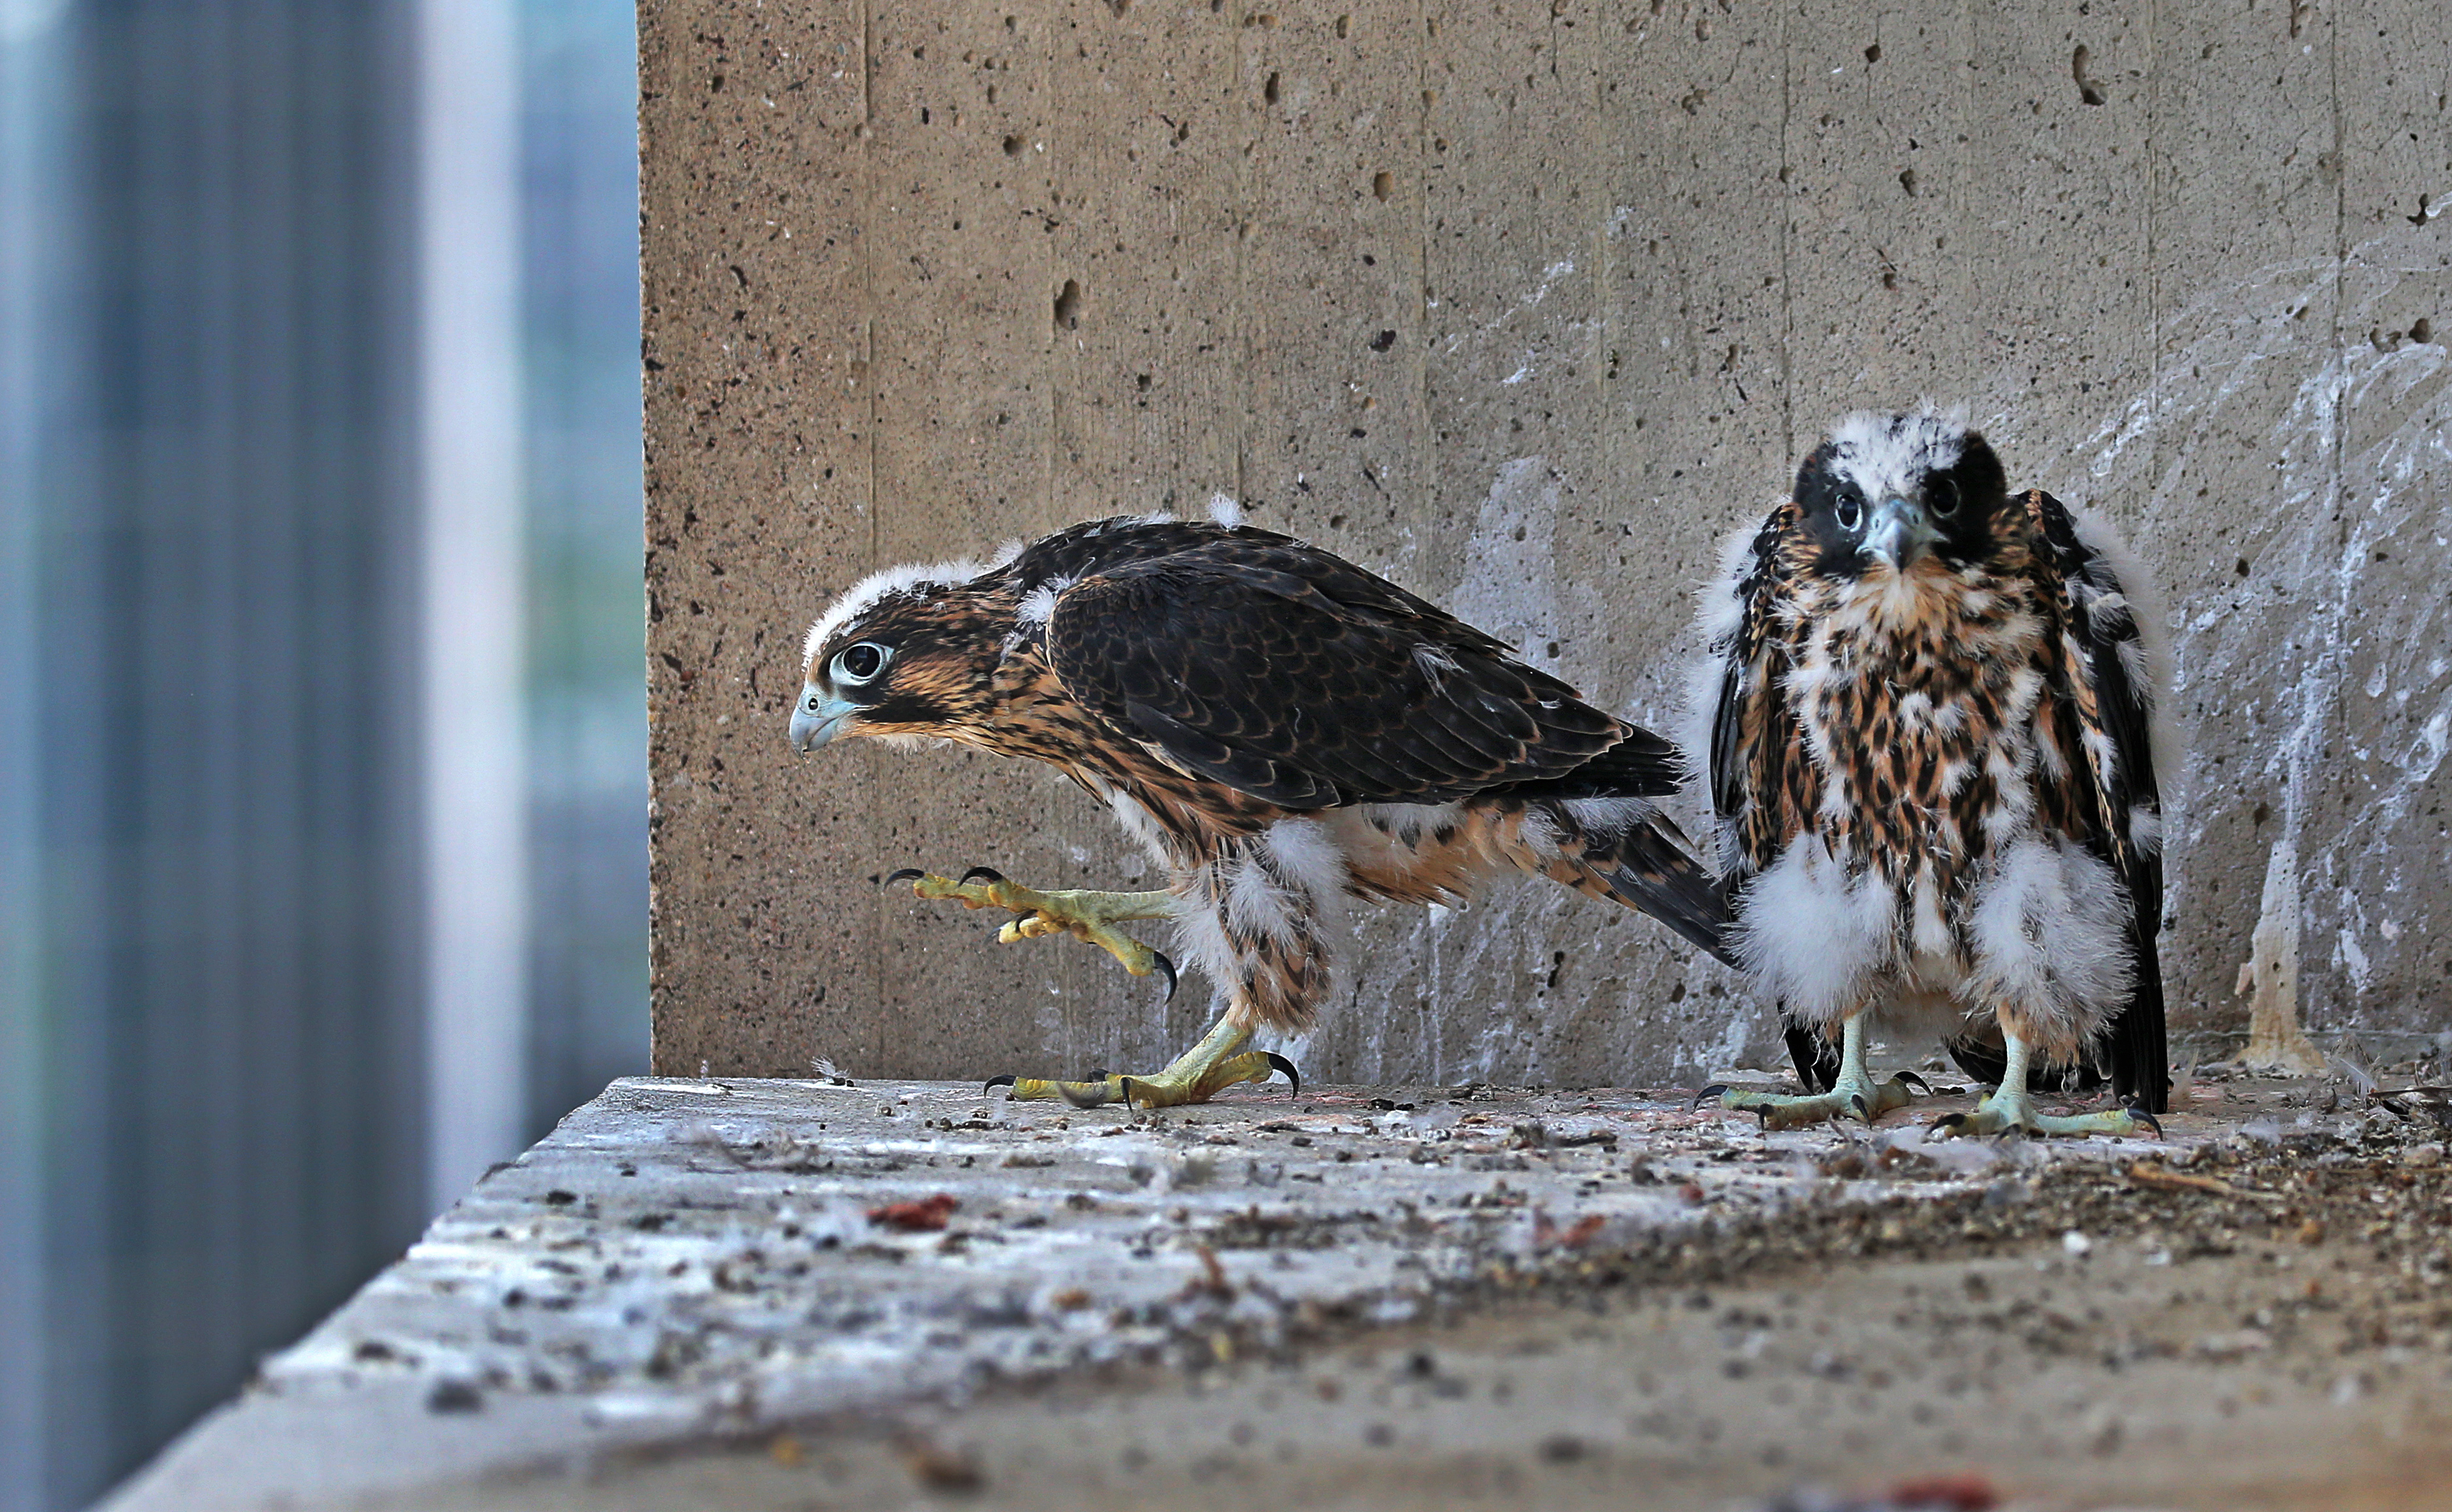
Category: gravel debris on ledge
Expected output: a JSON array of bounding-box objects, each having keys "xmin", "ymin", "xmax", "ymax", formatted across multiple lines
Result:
[
  {"xmin": 108, "ymin": 1064, "xmax": 2452, "ymax": 1512},
  {"xmin": 259, "ymin": 1069, "xmax": 2435, "ymax": 1428}
]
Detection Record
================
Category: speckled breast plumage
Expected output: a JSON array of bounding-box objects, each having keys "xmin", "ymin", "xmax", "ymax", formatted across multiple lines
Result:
[{"xmin": 1769, "ymin": 545, "xmax": 2053, "ymax": 961}]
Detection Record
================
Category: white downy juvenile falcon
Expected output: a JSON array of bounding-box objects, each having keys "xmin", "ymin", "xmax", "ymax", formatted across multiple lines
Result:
[
  {"xmin": 1692, "ymin": 411, "xmax": 2176, "ymax": 1136},
  {"xmin": 789, "ymin": 500, "xmax": 1735, "ymax": 1108}
]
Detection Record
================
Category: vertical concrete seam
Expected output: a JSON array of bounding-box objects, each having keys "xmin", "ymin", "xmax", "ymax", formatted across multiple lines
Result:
[
  {"xmin": 1413, "ymin": 0, "xmax": 1431, "ymax": 477},
  {"xmin": 1588, "ymin": 7, "xmax": 1606, "ymax": 400},
  {"xmin": 2145, "ymin": 0, "xmax": 2159, "ymax": 506},
  {"xmin": 856, "ymin": 0, "xmax": 883, "ymax": 1048},
  {"xmin": 2326, "ymin": 0, "xmax": 2347, "ymax": 491},
  {"xmin": 1039, "ymin": 1, "xmax": 1057, "ymax": 530},
  {"xmin": 1776, "ymin": 0, "xmax": 1793, "ymax": 462},
  {"xmin": 856, "ymin": 0, "xmax": 879, "ymax": 568},
  {"xmin": 857, "ymin": 0, "xmax": 872, "ymax": 125},
  {"xmin": 1226, "ymin": 1, "xmax": 1247, "ymax": 510},
  {"xmin": 1953, "ymin": 0, "xmax": 1974, "ymax": 374}
]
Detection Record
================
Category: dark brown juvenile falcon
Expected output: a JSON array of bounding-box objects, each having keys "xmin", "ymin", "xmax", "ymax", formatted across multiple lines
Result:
[
  {"xmin": 1692, "ymin": 411, "xmax": 2176, "ymax": 1136},
  {"xmin": 790, "ymin": 500, "xmax": 1731, "ymax": 1107}
]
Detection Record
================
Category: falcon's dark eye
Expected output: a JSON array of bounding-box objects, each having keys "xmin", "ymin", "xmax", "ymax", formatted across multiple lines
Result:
[
  {"xmin": 831, "ymin": 641, "xmax": 892, "ymax": 686},
  {"xmin": 1928, "ymin": 475, "xmax": 1961, "ymax": 518},
  {"xmin": 1836, "ymin": 489, "xmax": 1863, "ymax": 532}
]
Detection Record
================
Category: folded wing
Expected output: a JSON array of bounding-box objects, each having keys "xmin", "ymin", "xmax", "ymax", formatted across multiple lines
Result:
[
  {"xmin": 2023, "ymin": 489, "xmax": 2175, "ymax": 1114},
  {"xmin": 1045, "ymin": 536, "xmax": 1625, "ymax": 809}
]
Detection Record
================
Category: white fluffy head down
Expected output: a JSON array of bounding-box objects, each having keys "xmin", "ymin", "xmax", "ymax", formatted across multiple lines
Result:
[
  {"xmin": 800, "ymin": 536, "xmax": 1026, "ymax": 671},
  {"xmin": 1014, "ymin": 577, "xmax": 1076, "ymax": 628},
  {"xmin": 802, "ymin": 557, "xmax": 979, "ymax": 670},
  {"xmin": 1820, "ymin": 404, "xmax": 1972, "ymax": 504}
]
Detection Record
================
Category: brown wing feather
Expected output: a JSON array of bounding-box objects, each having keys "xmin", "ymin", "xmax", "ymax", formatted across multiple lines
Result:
[
  {"xmin": 1707, "ymin": 504, "xmax": 1843, "ymax": 1089},
  {"xmin": 1708, "ymin": 502, "xmax": 1815, "ymax": 875},
  {"xmin": 1045, "ymin": 541, "xmax": 1622, "ymax": 810},
  {"xmin": 2020, "ymin": 489, "xmax": 2171, "ymax": 1112}
]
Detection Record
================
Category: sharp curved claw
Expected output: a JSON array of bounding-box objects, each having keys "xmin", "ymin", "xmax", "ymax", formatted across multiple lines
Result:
[
  {"xmin": 1149, "ymin": 950, "xmax": 1179, "ymax": 1004},
  {"xmin": 2127, "ymin": 1102, "xmax": 2165, "ymax": 1138},
  {"xmin": 1262, "ymin": 1053, "xmax": 1301, "ymax": 1099},
  {"xmin": 1691, "ymin": 1084, "xmax": 1731, "ymax": 1113},
  {"xmin": 1895, "ymin": 1070, "xmax": 1932, "ymax": 1094},
  {"xmin": 983, "ymin": 1074, "xmax": 1016, "ymax": 1092},
  {"xmin": 883, "ymin": 868, "xmax": 927, "ymax": 888},
  {"xmin": 956, "ymin": 865, "xmax": 1007, "ymax": 888},
  {"xmin": 1106, "ymin": 1077, "xmax": 1143, "ymax": 1110},
  {"xmin": 1045, "ymin": 1074, "xmax": 1123, "ymax": 1110},
  {"xmin": 1850, "ymin": 1093, "xmax": 1870, "ymax": 1118},
  {"xmin": 1931, "ymin": 1112, "xmax": 1969, "ymax": 1133}
]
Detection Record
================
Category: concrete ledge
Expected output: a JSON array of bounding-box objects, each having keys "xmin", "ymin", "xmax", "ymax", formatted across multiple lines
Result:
[{"xmin": 99, "ymin": 1070, "xmax": 2443, "ymax": 1511}]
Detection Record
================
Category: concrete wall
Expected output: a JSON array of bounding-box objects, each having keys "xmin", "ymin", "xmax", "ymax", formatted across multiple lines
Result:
[{"xmin": 641, "ymin": 0, "xmax": 2451, "ymax": 1084}]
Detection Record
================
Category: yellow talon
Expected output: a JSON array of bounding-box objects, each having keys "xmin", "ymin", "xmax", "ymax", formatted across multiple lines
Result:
[
  {"xmin": 1697, "ymin": 1014, "xmax": 1927, "ymax": 1129},
  {"xmin": 892, "ymin": 867, "xmax": 1178, "ymax": 992},
  {"xmin": 987, "ymin": 1021, "xmax": 1301, "ymax": 1109}
]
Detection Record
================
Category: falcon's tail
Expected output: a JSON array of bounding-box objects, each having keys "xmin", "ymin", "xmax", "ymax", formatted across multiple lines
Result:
[
  {"xmin": 2105, "ymin": 917, "xmax": 2171, "ymax": 1114},
  {"xmin": 1529, "ymin": 798, "xmax": 1739, "ymax": 969}
]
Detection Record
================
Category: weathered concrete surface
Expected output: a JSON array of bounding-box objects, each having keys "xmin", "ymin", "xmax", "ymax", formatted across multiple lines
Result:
[
  {"xmin": 643, "ymin": 0, "xmax": 2452, "ymax": 1086},
  {"xmin": 100, "ymin": 1065, "xmax": 2452, "ymax": 1511},
  {"xmin": 342, "ymin": 1251, "xmax": 2452, "ymax": 1512}
]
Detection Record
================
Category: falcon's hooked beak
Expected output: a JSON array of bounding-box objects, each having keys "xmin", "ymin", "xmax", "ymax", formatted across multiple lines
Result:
[
  {"xmin": 789, "ymin": 685, "xmax": 859, "ymax": 752},
  {"xmin": 1861, "ymin": 494, "xmax": 1942, "ymax": 570}
]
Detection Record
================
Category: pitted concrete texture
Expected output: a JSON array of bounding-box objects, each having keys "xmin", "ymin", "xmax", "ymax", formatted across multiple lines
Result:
[
  {"xmin": 100, "ymin": 1065, "xmax": 2452, "ymax": 1511},
  {"xmin": 642, "ymin": 0, "xmax": 2452, "ymax": 1086}
]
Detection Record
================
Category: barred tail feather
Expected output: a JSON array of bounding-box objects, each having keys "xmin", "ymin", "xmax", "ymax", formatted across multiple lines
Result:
[
  {"xmin": 1543, "ymin": 808, "xmax": 1739, "ymax": 969},
  {"xmin": 2108, "ymin": 920, "xmax": 2170, "ymax": 1114}
]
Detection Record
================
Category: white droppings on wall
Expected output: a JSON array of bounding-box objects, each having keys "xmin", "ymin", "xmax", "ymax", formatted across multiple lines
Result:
[
  {"xmin": 2242, "ymin": 835, "xmax": 2323, "ymax": 1073},
  {"xmin": 1976, "ymin": 216, "xmax": 2452, "ymax": 1033},
  {"xmin": 1707, "ymin": 1008, "xmax": 1752, "ymax": 1074},
  {"xmin": 1447, "ymin": 457, "xmax": 1563, "ymax": 668}
]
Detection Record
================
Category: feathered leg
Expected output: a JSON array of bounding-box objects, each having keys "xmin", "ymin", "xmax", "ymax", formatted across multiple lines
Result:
[{"xmin": 977, "ymin": 840, "xmax": 1319, "ymax": 1110}]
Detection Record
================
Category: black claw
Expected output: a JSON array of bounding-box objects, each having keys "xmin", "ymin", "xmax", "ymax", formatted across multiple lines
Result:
[
  {"xmin": 1263, "ymin": 1054, "xmax": 1301, "ymax": 1099},
  {"xmin": 1691, "ymin": 1084, "xmax": 1731, "ymax": 1113},
  {"xmin": 1150, "ymin": 950, "xmax": 1179, "ymax": 1004},
  {"xmin": 1850, "ymin": 1093, "xmax": 1870, "ymax": 1117},
  {"xmin": 2126, "ymin": 1102, "xmax": 2165, "ymax": 1138},
  {"xmin": 957, "ymin": 865, "xmax": 1007, "ymax": 888},
  {"xmin": 1060, "ymin": 1078, "xmax": 1117, "ymax": 1110},
  {"xmin": 1932, "ymin": 1112, "xmax": 1969, "ymax": 1132},
  {"xmin": 1895, "ymin": 1070, "xmax": 1932, "ymax": 1094},
  {"xmin": 883, "ymin": 868, "xmax": 927, "ymax": 888},
  {"xmin": 983, "ymin": 1074, "xmax": 1017, "ymax": 1092}
]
